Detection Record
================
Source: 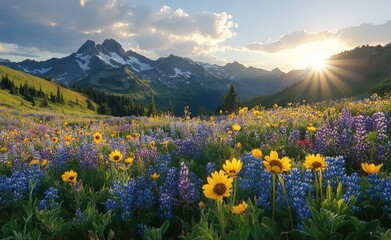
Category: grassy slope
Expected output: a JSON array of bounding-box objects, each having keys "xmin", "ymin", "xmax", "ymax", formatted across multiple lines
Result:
[{"xmin": 0, "ymin": 65, "xmax": 97, "ymax": 116}]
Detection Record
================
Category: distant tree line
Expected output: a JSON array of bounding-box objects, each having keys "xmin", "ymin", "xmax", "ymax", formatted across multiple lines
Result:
[
  {"xmin": 0, "ymin": 74, "xmax": 65, "ymax": 107},
  {"xmin": 73, "ymin": 85, "xmax": 147, "ymax": 116}
]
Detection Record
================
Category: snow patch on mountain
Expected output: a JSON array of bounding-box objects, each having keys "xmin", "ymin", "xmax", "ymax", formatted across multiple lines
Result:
[
  {"xmin": 127, "ymin": 56, "xmax": 152, "ymax": 72},
  {"xmin": 109, "ymin": 52, "xmax": 127, "ymax": 65},
  {"xmin": 36, "ymin": 67, "xmax": 52, "ymax": 74},
  {"xmin": 97, "ymin": 52, "xmax": 117, "ymax": 67},
  {"xmin": 75, "ymin": 53, "xmax": 91, "ymax": 72},
  {"xmin": 171, "ymin": 67, "xmax": 191, "ymax": 78}
]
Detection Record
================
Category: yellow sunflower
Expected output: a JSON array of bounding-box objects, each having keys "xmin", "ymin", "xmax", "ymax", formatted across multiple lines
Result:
[
  {"xmin": 202, "ymin": 170, "xmax": 233, "ymax": 202},
  {"xmin": 263, "ymin": 151, "xmax": 291, "ymax": 174},
  {"xmin": 251, "ymin": 148, "xmax": 263, "ymax": 158},
  {"xmin": 29, "ymin": 159, "xmax": 40, "ymax": 166},
  {"xmin": 41, "ymin": 159, "xmax": 48, "ymax": 168},
  {"xmin": 232, "ymin": 123, "xmax": 241, "ymax": 132},
  {"xmin": 62, "ymin": 170, "xmax": 78, "ymax": 183},
  {"xmin": 151, "ymin": 173, "xmax": 160, "ymax": 180},
  {"xmin": 361, "ymin": 163, "xmax": 383, "ymax": 174},
  {"xmin": 109, "ymin": 150, "xmax": 123, "ymax": 163},
  {"xmin": 304, "ymin": 154, "xmax": 327, "ymax": 171},
  {"xmin": 125, "ymin": 157, "xmax": 134, "ymax": 165},
  {"xmin": 231, "ymin": 201, "xmax": 248, "ymax": 215},
  {"xmin": 51, "ymin": 137, "xmax": 59, "ymax": 144},
  {"xmin": 93, "ymin": 132, "xmax": 102, "ymax": 143},
  {"xmin": 0, "ymin": 146, "xmax": 7, "ymax": 153},
  {"xmin": 223, "ymin": 158, "xmax": 242, "ymax": 177},
  {"xmin": 307, "ymin": 126, "xmax": 317, "ymax": 133},
  {"xmin": 118, "ymin": 165, "xmax": 126, "ymax": 171}
]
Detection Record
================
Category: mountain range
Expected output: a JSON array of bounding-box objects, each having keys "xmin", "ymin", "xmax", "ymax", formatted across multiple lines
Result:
[
  {"xmin": 2, "ymin": 39, "xmax": 390, "ymax": 114},
  {"xmin": 0, "ymin": 39, "xmax": 305, "ymax": 114}
]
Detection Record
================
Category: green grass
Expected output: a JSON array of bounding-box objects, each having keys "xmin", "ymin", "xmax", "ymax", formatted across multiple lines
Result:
[{"xmin": 0, "ymin": 65, "xmax": 98, "ymax": 116}]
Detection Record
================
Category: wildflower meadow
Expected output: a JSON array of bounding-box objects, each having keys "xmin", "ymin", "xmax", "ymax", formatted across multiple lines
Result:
[{"xmin": 1, "ymin": 95, "xmax": 391, "ymax": 239}]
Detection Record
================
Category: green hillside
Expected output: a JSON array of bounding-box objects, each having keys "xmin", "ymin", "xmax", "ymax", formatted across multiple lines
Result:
[{"xmin": 0, "ymin": 65, "xmax": 97, "ymax": 115}]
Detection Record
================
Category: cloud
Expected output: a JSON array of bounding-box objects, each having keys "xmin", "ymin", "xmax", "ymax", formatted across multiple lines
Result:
[
  {"xmin": 80, "ymin": 0, "xmax": 88, "ymax": 8},
  {"xmin": 0, "ymin": 44, "xmax": 4, "ymax": 52},
  {"xmin": 246, "ymin": 20, "xmax": 391, "ymax": 53},
  {"xmin": 0, "ymin": 0, "xmax": 237, "ymax": 60},
  {"xmin": 246, "ymin": 30, "xmax": 334, "ymax": 53},
  {"xmin": 337, "ymin": 21, "xmax": 391, "ymax": 46}
]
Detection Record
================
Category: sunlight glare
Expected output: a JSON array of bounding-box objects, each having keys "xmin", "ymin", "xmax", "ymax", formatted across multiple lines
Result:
[{"xmin": 310, "ymin": 57, "xmax": 326, "ymax": 70}]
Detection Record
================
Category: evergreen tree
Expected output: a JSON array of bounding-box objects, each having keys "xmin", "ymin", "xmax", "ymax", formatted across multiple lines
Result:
[
  {"xmin": 147, "ymin": 95, "xmax": 157, "ymax": 116},
  {"xmin": 217, "ymin": 84, "xmax": 240, "ymax": 114},
  {"xmin": 97, "ymin": 102, "xmax": 111, "ymax": 115},
  {"xmin": 86, "ymin": 98, "xmax": 95, "ymax": 110},
  {"xmin": 40, "ymin": 96, "xmax": 49, "ymax": 108},
  {"xmin": 56, "ymin": 85, "xmax": 61, "ymax": 103},
  {"xmin": 167, "ymin": 100, "xmax": 174, "ymax": 115},
  {"xmin": 199, "ymin": 106, "xmax": 207, "ymax": 116}
]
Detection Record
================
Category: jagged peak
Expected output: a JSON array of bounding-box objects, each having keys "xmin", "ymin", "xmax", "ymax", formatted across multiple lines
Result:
[
  {"xmin": 271, "ymin": 67, "xmax": 283, "ymax": 73},
  {"xmin": 227, "ymin": 61, "xmax": 244, "ymax": 67},
  {"xmin": 102, "ymin": 39, "xmax": 121, "ymax": 48},
  {"xmin": 77, "ymin": 40, "xmax": 96, "ymax": 54}
]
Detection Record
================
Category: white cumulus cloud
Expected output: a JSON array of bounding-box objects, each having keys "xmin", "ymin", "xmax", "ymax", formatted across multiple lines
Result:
[
  {"xmin": 0, "ymin": 0, "xmax": 237, "ymax": 61},
  {"xmin": 245, "ymin": 20, "xmax": 391, "ymax": 53}
]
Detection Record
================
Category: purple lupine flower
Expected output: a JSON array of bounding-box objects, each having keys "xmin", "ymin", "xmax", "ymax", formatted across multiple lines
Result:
[
  {"xmin": 336, "ymin": 128, "xmax": 351, "ymax": 157},
  {"xmin": 158, "ymin": 167, "xmax": 178, "ymax": 220},
  {"xmin": 79, "ymin": 142, "xmax": 98, "ymax": 169},
  {"xmin": 352, "ymin": 115, "xmax": 370, "ymax": 167},
  {"xmin": 342, "ymin": 172, "xmax": 361, "ymax": 203},
  {"xmin": 288, "ymin": 129, "xmax": 300, "ymax": 146},
  {"xmin": 366, "ymin": 174, "xmax": 382, "ymax": 200},
  {"xmin": 206, "ymin": 162, "xmax": 216, "ymax": 176},
  {"xmin": 178, "ymin": 162, "xmax": 199, "ymax": 207},
  {"xmin": 155, "ymin": 154, "xmax": 172, "ymax": 177},
  {"xmin": 373, "ymin": 112, "xmax": 388, "ymax": 141},
  {"xmin": 340, "ymin": 108, "xmax": 353, "ymax": 129},
  {"xmin": 314, "ymin": 122, "xmax": 338, "ymax": 156}
]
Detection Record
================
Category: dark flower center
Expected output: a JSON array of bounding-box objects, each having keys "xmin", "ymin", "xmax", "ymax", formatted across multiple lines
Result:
[
  {"xmin": 69, "ymin": 176, "xmax": 75, "ymax": 181},
  {"xmin": 113, "ymin": 156, "xmax": 120, "ymax": 161},
  {"xmin": 95, "ymin": 136, "xmax": 100, "ymax": 140},
  {"xmin": 269, "ymin": 159, "xmax": 283, "ymax": 170},
  {"xmin": 213, "ymin": 183, "xmax": 227, "ymax": 195},
  {"xmin": 312, "ymin": 161, "xmax": 322, "ymax": 169}
]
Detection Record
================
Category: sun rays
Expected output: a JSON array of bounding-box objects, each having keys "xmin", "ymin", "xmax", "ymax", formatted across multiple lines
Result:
[{"xmin": 293, "ymin": 57, "xmax": 363, "ymax": 102}]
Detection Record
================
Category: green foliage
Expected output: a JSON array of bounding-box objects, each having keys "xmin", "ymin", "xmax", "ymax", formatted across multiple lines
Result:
[
  {"xmin": 144, "ymin": 221, "xmax": 170, "ymax": 240},
  {"xmin": 148, "ymin": 95, "xmax": 157, "ymax": 116}
]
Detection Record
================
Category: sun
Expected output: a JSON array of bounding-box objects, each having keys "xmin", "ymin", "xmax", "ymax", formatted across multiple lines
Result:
[{"xmin": 310, "ymin": 57, "xmax": 326, "ymax": 70}]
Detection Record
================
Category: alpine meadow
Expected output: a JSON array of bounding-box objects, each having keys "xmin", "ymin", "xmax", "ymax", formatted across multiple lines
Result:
[{"xmin": 1, "ymin": 1, "xmax": 391, "ymax": 239}]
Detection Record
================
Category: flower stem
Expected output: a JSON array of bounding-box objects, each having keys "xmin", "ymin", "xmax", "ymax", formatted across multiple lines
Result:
[
  {"xmin": 231, "ymin": 177, "xmax": 238, "ymax": 207},
  {"xmin": 313, "ymin": 169, "xmax": 319, "ymax": 208},
  {"xmin": 272, "ymin": 173, "xmax": 276, "ymax": 220},
  {"xmin": 278, "ymin": 176, "xmax": 294, "ymax": 229},
  {"xmin": 217, "ymin": 201, "xmax": 226, "ymax": 236},
  {"xmin": 319, "ymin": 169, "xmax": 323, "ymax": 202}
]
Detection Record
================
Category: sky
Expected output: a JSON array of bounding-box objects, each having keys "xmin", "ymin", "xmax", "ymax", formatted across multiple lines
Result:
[{"xmin": 0, "ymin": 0, "xmax": 391, "ymax": 71}]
